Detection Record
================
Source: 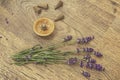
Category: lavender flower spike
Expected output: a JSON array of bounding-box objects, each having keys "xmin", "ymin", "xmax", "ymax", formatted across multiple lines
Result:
[
  {"xmin": 94, "ymin": 51, "xmax": 103, "ymax": 57},
  {"xmin": 83, "ymin": 47, "xmax": 94, "ymax": 52},
  {"xmin": 89, "ymin": 58, "xmax": 96, "ymax": 63},
  {"xmin": 77, "ymin": 36, "xmax": 94, "ymax": 44},
  {"xmin": 82, "ymin": 71, "xmax": 91, "ymax": 78},
  {"xmin": 84, "ymin": 54, "xmax": 91, "ymax": 60},
  {"xmin": 86, "ymin": 62, "xmax": 94, "ymax": 69},
  {"xmin": 67, "ymin": 57, "xmax": 77, "ymax": 65},
  {"xmin": 94, "ymin": 64, "xmax": 104, "ymax": 71},
  {"xmin": 63, "ymin": 35, "xmax": 72, "ymax": 42},
  {"xmin": 80, "ymin": 61, "xmax": 84, "ymax": 67}
]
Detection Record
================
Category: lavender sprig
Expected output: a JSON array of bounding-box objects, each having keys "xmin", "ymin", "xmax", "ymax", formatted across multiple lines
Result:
[
  {"xmin": 63, "ymin": 35, "xmax": 72, "ymax": 42},
  {"xmin": 94, "ymin": 64, "xmax": 105, "ymax": 71},
  {"xmin": 83, "ymin": 47, "xmax": 94, "ymax": 52},
  {"xmin": 82, "ymin": 71, "xmax": 91, "ymax": 78},
  {"xmin": 77, "ymin": 36, "xmax": 94, "ymax": 44},
  {"xmin": 89, "ymin": 58, "xmax": 96, "ymax": 63},
  {"xmin": 94, "ymin": 51, "xmax": 103, "ymax": 57},
  {"xmin": 76, "ymin": 47, "xmax": 94, "ymax": 54}
]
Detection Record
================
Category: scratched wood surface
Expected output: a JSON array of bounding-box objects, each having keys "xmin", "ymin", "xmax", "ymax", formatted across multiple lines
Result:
[{"xmin": 0, "ymin": 0, "xmax": 120, "ymax": 80}]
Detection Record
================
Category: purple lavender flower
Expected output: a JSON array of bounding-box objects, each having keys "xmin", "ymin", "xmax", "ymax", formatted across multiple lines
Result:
[
  {"xmin": 84, "ymin": 54, "xmax": 91, "ymax": 60},
  {"xmin": 77, "ymin": 37, "xmax": 86, "ymax": 44},
  {"xmin": 77, "ymin": 36, "xmax": 94, "ymax": 44},
  {"xmin": 87, "ymin": 36, "xmax": 94, "ymax": 40},
  {"xmin": 82, "ymin": 71, "xmax": 91, "ymax": 78},
  {"xmin": 95, "ymin": 64, "xmax": 102, "ymax": 71},
  {"xmin": 84, "ymin": 39, "xmax": 88, "ymax": 43},
  {"xmin": 67, "ymin": 57, "xmax": 77, "ymax": 65},
  {"xmin": 67, "ymin": 35, "xmax": 72, "ymax": 40},
  {"xmin": 88, "ymin": 48, "xmax": 94, "ymax": 52},
  {"xmin": 90, "ymin": 63, "xmax": 94, "ymax": 69},
  {"xmin": 64, "ymin": 35, "xmax": 72, "ymax": 42},
  {"xmin": 83, "ymin": 48, "xmax": 94, "ymax": 52},
  {"xmin": 86, "ymin": 37, "xmax": 91, "ymax": 41},
  {"xmin": 89, "ymin": 59, "xmax": 96, "ymax": 63},
  {"xmin": 82, "ymin": 38, "xmax": 86, "ymax": 43},
  {"xmin": 94, "ymin": 51, "xmax": 103, "ymax": 57},
  {"xmin": 86, "ymin": 62, "xmax": 94, "ymax": 69},
  {"xmin": 80, "ymin": 61, "xmax": 84, "ymax": 67},
  {"xmin": 94, "ymin": 64, "xmax": 104, "ymax": 71}
]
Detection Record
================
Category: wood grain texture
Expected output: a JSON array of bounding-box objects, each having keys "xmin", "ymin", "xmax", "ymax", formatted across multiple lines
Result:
[{"xmin": 0, "ymin": 0, "xmax": 120, "ymax": 80}]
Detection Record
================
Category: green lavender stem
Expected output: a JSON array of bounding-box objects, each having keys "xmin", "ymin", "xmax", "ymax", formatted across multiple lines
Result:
[{"xmin": 12, "ymin": 40, "xmax": 77, "ymax": 65}]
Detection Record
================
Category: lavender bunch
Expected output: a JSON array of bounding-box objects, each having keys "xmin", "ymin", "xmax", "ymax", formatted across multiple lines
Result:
[
  {"xmin": 65, "ymin": 35, "xmax": 105, "ymax": 79},
  {"xmin": 79, "ymin": 55, "xmax": 105, "ymax": 72},
  {"xmin": 12, "ymin": 35, "xmax": 105, "ymax": 79}
]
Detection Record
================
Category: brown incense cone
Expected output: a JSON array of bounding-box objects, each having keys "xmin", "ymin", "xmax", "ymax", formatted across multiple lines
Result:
[
  {"xmin": 37, "ymin": 3, "xmax": 48, "ymax": 10},
  {"xmin": 54, "ymin": 14, "xmax": 64, "ymax": 22},
  {"xmin": 55, "ymin": 1, "xmax": 63, "ymax": 10},
  {"xmin": 33, "ymin": 6, "xmax": 42, "ymax": 14},
  {"xmin": 0, "ymin": 35, "xmax": 2, "ymax": 38}
]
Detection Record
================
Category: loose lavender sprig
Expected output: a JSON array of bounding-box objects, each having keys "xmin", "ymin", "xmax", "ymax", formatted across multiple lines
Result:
[
  {"xmin": 89, "ymin": 58, "xmax": 96, "ymax": 63},
  {"xmin": 63, "ymin": 35, "xmax": 72, "ymax": 42},
  {"xmin": 94, "ymin": 64, "xmax": 105, "ymax": 71},
  {"xmin": 76, "ymin": 47, "xmax": 94, "ymax": 54},
  {"xmin": 83, "ymin": 47, "xmax": 94, "ymax": 52},
  {"xmin": 94, "ymin": 51, "xmax": 103, "ymax": 57},
  {"xmin": 85, "ymin": 62, "xmax": 105, "ymax": 71},
  {"xmin": 82, "ymin": 71, "xmax": 91, "ymax": 78},
  {"xmin": 77, "ymin": 36, "xmax": 94, "ymax": 44}
]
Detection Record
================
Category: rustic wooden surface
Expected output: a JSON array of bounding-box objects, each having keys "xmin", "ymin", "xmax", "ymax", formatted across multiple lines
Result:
[{"xmin": 0, "ymin": 0, "xmax": 120, "ymax": 80}]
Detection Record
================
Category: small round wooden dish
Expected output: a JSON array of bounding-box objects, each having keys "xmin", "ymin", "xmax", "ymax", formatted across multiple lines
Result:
[{"xmin": 33, "ymin": 18, "xmax": 55, "ymax": 36}]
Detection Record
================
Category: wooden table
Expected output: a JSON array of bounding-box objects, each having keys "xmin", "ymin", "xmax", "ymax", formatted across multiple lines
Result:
[{"xmin": 0, "ymin": 0, "xmax": 120, "ymax": 80}]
